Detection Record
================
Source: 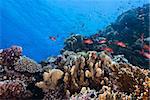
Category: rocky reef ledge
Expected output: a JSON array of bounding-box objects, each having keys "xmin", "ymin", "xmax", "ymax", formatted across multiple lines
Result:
[{"xmin": 0, "ymin": 46, "xmax": 149, "ymax": 100}]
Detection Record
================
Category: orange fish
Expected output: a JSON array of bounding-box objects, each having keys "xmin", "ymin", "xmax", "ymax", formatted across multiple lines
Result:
[
  {"xmin": 98, "ymin": 39, "xmax": 107, "ymax": 44},
  {"xmin": 49, "ymin": 36, "xmax": 56, "ymax": 41},
  {"xmin": 101, "ymin": 47, "xmax": 113, "ymax": 53},
  {"xmin": 139, "ymin": 49, "xmax": 150, "ymax": 59},
  {"xmin": 115, "ymin": 41, "xmax": 126, "ymax": 47},
  {"xmin": 143, "ymin": 44, "xmax": 150, "ymax": 51},
  {"xmin": 83, "ymin": 39, "xmax": 93, "ymax": 44},
  {"xmin": 143, "ymin": 52, "xmax": 150, "ymax": 59}
]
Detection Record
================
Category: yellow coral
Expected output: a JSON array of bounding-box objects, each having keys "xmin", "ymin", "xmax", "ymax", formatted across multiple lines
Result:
[{"xmin": 36, "ymin": 69, "xmax": 64, "ymax": 90}]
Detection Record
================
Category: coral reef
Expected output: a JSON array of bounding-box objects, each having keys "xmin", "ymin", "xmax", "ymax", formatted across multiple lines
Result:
[
  {"xmin": 36, "ymin": 51, "xmax": 150, "ymax": 100},
  {"xmin": 0, "ymin": 4, "xmax": 150, "ymax": 100}
]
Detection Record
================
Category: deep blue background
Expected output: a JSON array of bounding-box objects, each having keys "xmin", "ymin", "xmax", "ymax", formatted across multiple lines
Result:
[{"xmin": 0, "ymin": 0, "xmax": 148, "ymax": 61}]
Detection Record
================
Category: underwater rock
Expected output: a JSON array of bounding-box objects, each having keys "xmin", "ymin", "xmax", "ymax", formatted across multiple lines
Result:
[{"xmin": 14, "ymin": 56, "xmax": 42, "ymax": 73}]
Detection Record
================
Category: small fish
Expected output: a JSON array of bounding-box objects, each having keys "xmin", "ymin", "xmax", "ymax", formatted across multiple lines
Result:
[
  {"xmin": 143, "ymin": 44, "xmax": 150, "ymax": 51},
  {"xmin": 49, "ymin": 36, "xmax": 56, "ymax": 41},
  {"xmin": 98, "ymin": 39, "xmax": 107, "ymax": 44},
  {"xmin": 143, "ymin": 52, "xmax": 150, "ymax": 59},
  {"xmin": 115, "ymin": 41, "xmax": 126, "ymax": 47},
  {"xmin": 140, "ymin": 50, "xmax": 150, "ymax": 59},
  {"xmin": 83, "ymin": 39, "xmax": 93, "ymax": 44},
  {"xmin": 101, "ymin": 47, "xmax": 113, "ymax": 53}
]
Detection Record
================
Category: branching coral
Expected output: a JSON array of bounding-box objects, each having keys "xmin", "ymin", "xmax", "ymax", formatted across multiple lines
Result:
[
  {"xmin": 36, "ymin": 69, "xmax": 64, "ymax": 90},
  {"xmin": 36, "ymin": 69, "xmax": 64, "ymax": 99}
]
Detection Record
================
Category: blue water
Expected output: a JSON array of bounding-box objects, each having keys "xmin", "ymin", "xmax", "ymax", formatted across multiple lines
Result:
[{"xmin": 0, "ymin": 0, "xmax": 148, "ymax": 62}]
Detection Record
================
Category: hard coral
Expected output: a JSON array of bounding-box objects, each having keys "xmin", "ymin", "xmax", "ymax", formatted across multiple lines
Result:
[
  {"xmin": 41, "ymin": 51, "xmax": 150, "ymax": 99},
  {"xmin": 36, "ymin": 69, "xmax": 64, "ymax": 99},
  {"xmin": 0, "ymin": 46, "xmax": 22, "ymax": 69},
  {"xmin": 0, "ymin": 80, "xmax": 32, "ymax": 99},
  {"xmin": 36, "ymin": 69, "xmax": 64, "ymax": 90},
  {"xmin": 14, "ymin": 56, "xmax": 42, "ymax": 73}
]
